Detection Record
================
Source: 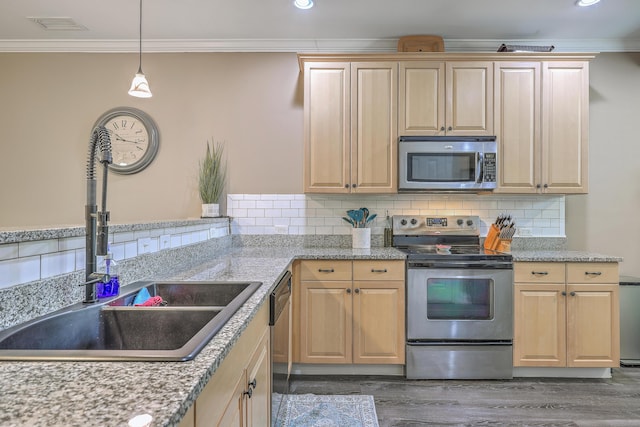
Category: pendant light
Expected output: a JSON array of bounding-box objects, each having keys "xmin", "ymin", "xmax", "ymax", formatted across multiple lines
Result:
[{"xmin": 128, "ymin": 0, "xmax": 152, "ymax": 98}]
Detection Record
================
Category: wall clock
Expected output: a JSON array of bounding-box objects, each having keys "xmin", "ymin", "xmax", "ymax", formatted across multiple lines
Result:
[{"xmin": 93, "ymin": 106, "xmax": 159, "ymax": 174}]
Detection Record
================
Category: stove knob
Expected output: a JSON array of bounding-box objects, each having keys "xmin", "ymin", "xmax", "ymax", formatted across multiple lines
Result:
[
  {"xmin": 457, "ymin": 219, "xmax": 463, "ymax": 226},
  {"xmin": 467, "ymin": 219, "xmax": 474, "ymax": 226},
  {"xmin": 410, "ymin": 218, "xmax": 418, "ymax": 225},
  {"xmin": 400, "ymin": 219, "xmax": 407, "ymax": 226}
]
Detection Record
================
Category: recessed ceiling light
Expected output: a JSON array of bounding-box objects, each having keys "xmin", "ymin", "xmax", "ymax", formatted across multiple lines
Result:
[
  {"xmin": 294, "ymin": 0, "xmax": 314, "ymax": 10},
  {"xmin": 576, "ymin": 0, "xmax": 601, "ymax": 6}
]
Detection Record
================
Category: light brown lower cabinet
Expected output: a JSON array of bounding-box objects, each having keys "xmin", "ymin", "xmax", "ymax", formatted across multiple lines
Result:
[
  {"xmin": 514, "ymin": 261, "xmax": 619, "ymax": 368},
  {"xmin": 293, "ymin": 259, "xmax": 405, "ymax": 365},
  {"xmin": 178, "ymin": 304, "xmax": 270, "ymax": 427}
]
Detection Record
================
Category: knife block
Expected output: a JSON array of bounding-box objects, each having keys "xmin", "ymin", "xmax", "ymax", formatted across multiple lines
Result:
[{"xmin": 484, "ymin": 224, "xmax": 512, "ymax": 253}]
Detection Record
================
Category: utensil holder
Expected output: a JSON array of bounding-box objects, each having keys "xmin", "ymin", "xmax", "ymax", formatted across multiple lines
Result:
[{"xmin": 484, "ymin": 224, "xmax": 512, "ymax": 253}]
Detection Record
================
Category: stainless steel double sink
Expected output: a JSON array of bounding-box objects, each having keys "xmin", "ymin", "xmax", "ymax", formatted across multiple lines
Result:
[{"xmin": 0, "ymin": 281, "xmax": 261, "ymax": 361}]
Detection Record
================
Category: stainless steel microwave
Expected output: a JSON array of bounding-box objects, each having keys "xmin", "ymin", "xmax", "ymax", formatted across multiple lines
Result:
[{"xmin": 398, "ymin": 136, "xmax": 497, "ymax": 191}]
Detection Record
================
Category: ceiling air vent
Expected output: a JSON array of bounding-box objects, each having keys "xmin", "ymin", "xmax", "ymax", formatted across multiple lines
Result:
[{"xmin": 28, "ymin": 17, "xmax": 88, "ymax": 31}]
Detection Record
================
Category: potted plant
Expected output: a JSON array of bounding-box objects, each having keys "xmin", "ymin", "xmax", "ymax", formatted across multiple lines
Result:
[
  {"xmin": 199, "ymin": 140, "xmax": 227, "ymax": 217},
  {"xmin": 342, "ymin": 207, "xmax": 377, "ymax": 249}
]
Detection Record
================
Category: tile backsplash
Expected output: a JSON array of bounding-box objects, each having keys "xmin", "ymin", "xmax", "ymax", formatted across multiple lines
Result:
[{"xmin": 227, "ymin": 193, "xmax": 565, "ymax": 238}]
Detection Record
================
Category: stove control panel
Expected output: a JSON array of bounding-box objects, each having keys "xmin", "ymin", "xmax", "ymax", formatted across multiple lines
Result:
[{"xmin": 393, "ymin": 215, "xmax": 480, "ymax": 236}]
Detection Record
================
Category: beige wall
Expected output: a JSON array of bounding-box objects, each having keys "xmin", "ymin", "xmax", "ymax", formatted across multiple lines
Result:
[
  {"xmin": 566, "ymin": 52, "xmax": 640, "ymax": 275},
  {"xmin": 2, "ymin": 51, "xmax": 640, "ymax": 274},
  {"xmin": 0, "ymin": 52, "xmax": 304, "ymax": 227}
]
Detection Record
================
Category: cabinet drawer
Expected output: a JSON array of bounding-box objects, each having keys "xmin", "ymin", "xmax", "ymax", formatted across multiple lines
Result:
[
  {"xmin": 300, "ymin": 260, "xmax": 352, "ymax": 281},
  {"xmin": 514, "ymin": 262, "xmax": 565, "ymax": 283},
  {"xmin": 353, "ymin": 260, "xmax": 405, "ymax": 281},
  {"xmin": 566, "ymin": 262, "xmax": 618, "ymax": 284}
]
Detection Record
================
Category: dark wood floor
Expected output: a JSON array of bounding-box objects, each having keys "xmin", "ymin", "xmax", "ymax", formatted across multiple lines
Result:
[{"xmin": 289, "ymin": 368, "xmax": 640, "ymax": 426}]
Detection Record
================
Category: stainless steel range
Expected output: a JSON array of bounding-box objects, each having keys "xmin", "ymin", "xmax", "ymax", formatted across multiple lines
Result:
[{"xmin": 393, "ymin": 215, "xmax": 514, "ymax": 380}]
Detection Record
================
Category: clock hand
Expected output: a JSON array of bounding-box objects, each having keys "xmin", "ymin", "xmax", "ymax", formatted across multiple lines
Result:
[{"xmin": 111, "ymin": 132, "xmax": 143, "ymax": 144}]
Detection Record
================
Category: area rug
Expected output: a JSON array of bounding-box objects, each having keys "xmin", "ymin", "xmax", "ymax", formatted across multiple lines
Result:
[{"xmin": 274, "ymin": 394, "xmax": 379, "ymax": 427}]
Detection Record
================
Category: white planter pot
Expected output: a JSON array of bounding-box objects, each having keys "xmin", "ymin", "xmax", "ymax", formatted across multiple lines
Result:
[
  {"xmin": 201, "ymin": 203, "xmax": 220, "ymax": 218},
  {"xmin": 352, "ymin": 228, "xmax": 371, "ymax": 249}
]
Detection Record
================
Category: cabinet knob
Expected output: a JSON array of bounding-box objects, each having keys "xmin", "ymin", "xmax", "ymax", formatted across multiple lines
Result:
[
  {"xmin": 570, "ymin": 291, "xmax": 576, "ymax": 296},
  {"xmin": 344, "ymin": 184, "xmax": 350, "ymax": 188},
  {"xmin": 354, "ymin": 288, "xmax": 360, "ymax": 294},
  {"xmin": 536, "ymin": 184, "xmax": 541, "ymax": 189},
  {"xmin": 346, "ymin": 288, "xmax": 352, "ymax": 294},
  {"xmin": 440, "ymin": 126, "xmax": 445, "ymax": 131},
  {"xmin": 352, "ymin": 183, "xmax": 357, "ymax": 188},
  {"xmin": 543, "ymin": 184, "xmax": 549, "ymax": 189},
  {"xmin": 562, "ymin": 291, "xmax": 567, "ymax": 296},
  {"xmin": 447, "ymin": 126, "xmax": 452, "ymax": 131}
]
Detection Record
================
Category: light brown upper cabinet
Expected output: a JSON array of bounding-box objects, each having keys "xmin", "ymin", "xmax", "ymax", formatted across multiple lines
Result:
[
  {"xmin": 398, "ymin": 61, "xmax": 493, "ymax": 136},
  {"xmin": 303, "ymin": 61, "xmax": 397, "ymax": 193},
  {"xmin": 495, "ymin": 61, "xmax": 590, "ymax": 194}
]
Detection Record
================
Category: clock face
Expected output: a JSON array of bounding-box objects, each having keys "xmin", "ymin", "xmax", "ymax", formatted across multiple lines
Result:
[
  {"xmin": 93, "ymin": 107, "xmax": 159, "ymax": 174},
  {"xmin": 105, "ymin": 115, "xmax": 150, "ymax": 167}
]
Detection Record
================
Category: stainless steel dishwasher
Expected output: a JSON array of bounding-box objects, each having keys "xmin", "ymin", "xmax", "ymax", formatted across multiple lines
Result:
[
  {"xmin": 270, "ymin": 270, "xmax": 291, "ymax": 425},
  {"xmin": 620, "ymin": 276, "xmax": 640, "ymax": 366}
]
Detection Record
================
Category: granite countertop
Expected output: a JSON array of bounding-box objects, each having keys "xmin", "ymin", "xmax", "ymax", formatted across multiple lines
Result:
[
  {"xmin": 0, "ymin": 245, "xmax": 405, "ymax": 427},
  {"xmin": 510, "ymin": 250, "xmax": 623, "ymax": 263}
]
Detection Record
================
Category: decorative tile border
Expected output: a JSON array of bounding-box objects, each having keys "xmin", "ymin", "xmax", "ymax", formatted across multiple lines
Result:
[{"xmin": 227, "ymin": 194, "xmax": 565, "ymax": 238}]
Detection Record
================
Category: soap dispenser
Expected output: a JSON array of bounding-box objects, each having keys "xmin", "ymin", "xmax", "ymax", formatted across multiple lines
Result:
[{"xmin": 96, "ymin": 247, "xmax": 120, "ymax": 299}]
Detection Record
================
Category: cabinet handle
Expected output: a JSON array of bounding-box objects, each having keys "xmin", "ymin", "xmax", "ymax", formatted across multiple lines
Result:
[
  {"xmin": 570, "ymin": 291, "xmax": 576, "ymax": 296},
  {"xmin": 318, "ymin": 268, "xmax": 335, "ymax": 273},
  {"xmin": 346, "ymin": 288, "xmax": 352, "ymax": 294},
  {"xmin": 585, "ymin": 271, "xmax": 602, "ymax": 276},
  {"xmin": 371, "ymin": 268, "xmax": 388, "ymax": 273},
  {"xmin": 531, "ymin": 271, "xmax": 548, "ymax": 276},
  {"xmin": 354, "ymin": 288, "xmax": 360, "ymax": 294},
  {"xmin": 562, "ymin": 291, "xmax": 567, "ymax": 296},
  {"xmin": 248, "ymin": 379, "xmax": 257, "ymax": 389},
  {"xmin": 244, "ymin": 388, "xmax": 253, "ymax": 398}
]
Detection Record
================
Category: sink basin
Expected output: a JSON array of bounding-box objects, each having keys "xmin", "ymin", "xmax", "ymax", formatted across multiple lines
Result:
[{"xmin": 0, "ymin": 280, "xmax": 261, "ymax": 361}]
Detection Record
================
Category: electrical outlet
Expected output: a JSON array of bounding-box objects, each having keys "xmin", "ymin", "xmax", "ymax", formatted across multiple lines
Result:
[{"xmin": 518, "ymin": 228, "xmax": 532, "ymax": 237}]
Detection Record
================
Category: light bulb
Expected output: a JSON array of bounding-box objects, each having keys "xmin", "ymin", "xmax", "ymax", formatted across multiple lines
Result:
[{"xmin": 294, "ymin": 0, "xmax": 314, "ymax": 10}]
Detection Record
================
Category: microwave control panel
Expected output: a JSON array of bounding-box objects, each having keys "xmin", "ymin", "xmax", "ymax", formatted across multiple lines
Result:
[{"xmin": 483, "ymin": 153, "xmax": 496, "ymax": 182}]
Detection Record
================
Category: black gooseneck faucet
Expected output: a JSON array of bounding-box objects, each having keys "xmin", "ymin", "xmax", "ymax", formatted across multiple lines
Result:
[{"xmin": 84, "ymin": 126, "xmax": 113, "ymax": 303}]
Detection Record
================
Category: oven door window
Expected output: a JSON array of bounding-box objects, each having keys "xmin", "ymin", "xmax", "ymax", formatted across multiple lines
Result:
[
  {"xmin": 426, "ymin": 278, "xmax": 494, "ymax": 320},
  {"xmin": 408, "ymin": 153, "xmax": 476, "ymax": 182}
]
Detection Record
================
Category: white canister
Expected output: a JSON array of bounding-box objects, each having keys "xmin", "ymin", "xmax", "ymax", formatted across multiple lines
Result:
[
  {"xmin": 201, "ymin": 203, "xmax": 220, "ymax": 218},
  {"xmin": 352, "ymin": 228, "xmax": 371, "ymax": 249}
]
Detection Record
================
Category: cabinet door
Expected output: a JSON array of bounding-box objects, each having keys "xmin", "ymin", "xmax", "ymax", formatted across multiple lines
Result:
[
  {"xmin": 513, "ymin": 283, "xmax": 566, "ymax": 367},
  {"xmin": 216, "ymin": 372, "xmax": 245, "ymax": 427},
  {"xmin": 566, "ymin": 283, "xmax": 620, "ymax": 367},
  {"xmin": 246, "ymin": 330, "xmax": 270, "ymax": 427},
  {"xmin": 541, "ymin": 61, "xmax": 589, "ymax": 194},
  {"xmin": 494, "ymin": 62, "xmax": 541, "ymax": 193},
  {"xmin": 351, "ymin": 62, "xmax": 398, "ymax": 193},
  {"xmin": 303, "ymin": 62, "xmax": 351, "ymax": 193},
  {"xmin": 398, "ymin": 61, "xmax": 445, "ymax": 135},
  {"xmin": 299, "ymin": 280, "xmax": 353, "ymax": 364},
  {"xmin": 352, "ymin": 280, "xmax": 405, "ymax": 364},
  {"xmin": 445, "ymin": 61, "xmax": 493, "ymax": 135}
]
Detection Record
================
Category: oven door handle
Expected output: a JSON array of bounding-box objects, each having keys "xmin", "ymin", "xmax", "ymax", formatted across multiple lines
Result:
[{"xmin": 408, "ymin": 261, "xmax": 513, "ymax": 269}]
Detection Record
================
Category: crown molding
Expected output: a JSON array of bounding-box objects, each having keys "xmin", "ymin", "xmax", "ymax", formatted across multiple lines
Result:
[{"xmin": 0, "ymin": 37, "xmax": 638, "ymax": 53}]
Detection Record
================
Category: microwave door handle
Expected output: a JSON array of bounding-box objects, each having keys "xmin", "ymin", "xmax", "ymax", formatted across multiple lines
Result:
[{"xmin": 476, "ymin": 152, "xmax": 483, "ymax": 183}]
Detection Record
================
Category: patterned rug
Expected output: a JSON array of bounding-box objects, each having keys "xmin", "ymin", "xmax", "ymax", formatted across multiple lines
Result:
[{"xmin": 274, "ymin": 394, "xmax": 379, "ymax": 427}]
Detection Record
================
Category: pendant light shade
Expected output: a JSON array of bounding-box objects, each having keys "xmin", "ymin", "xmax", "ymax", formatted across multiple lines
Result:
[{"xmin": 129, "ymin": 0, "xmax": 152, "ymax": 98}]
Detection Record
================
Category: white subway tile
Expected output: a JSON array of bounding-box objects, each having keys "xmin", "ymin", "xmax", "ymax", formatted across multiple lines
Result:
[
  {"xmin": 238, "ymin": 200, "xmax": 257, "ymax": 209},
  {"xmin": 59, "ymin": 236, "xmax": 85, "ymax": 251},
  {"xmin": 247, "ymin": 209, "xmax": 265, "ymax": 218},
  {"xmin": 256, "ymin": 200, "xmax": 274, "ymax": 209},
  {"xmin": 232, "ymin": 208, "xmax": 248, "ymax": 218},
  {"xmin": 316, "ymin": 226, "xmax": 333, "ymax": 235},
  {"xmin": 244, "ymin": 194, "xmax": 262, "ymax": 201},
  {"xmin": 272, "ymin": 217, "xmax": 290, "ymax": 226},
  {"xmin": 291, "ymin": 200, "xmax": 306, "ymax": 209},
  {"xmin": 282, "ymin": 208, "xmax": 299, "ymax": 217},
  {"xmin": 137, "ymin": 237, "xmax": 152, "ymax": 255},
  {"xmin": 19, "ymin": 240, "xmax": 58, "ymax": 257},
  {"xmin": 170, "ymin": 235, "xmax": 182, "ymax": 248},
  {"xmin": 124, "ymin": 241, "xmax": 138, "ymax": 258},
  {"xmin": 274, "ymin": 200, "xmax": 291, "ymax": 209},
  {"xmin": 0, "ymin": 256, "xmax": 40, "ymax": 289},
  {"xmin": 238, "ymin": 218, "xmax": 256, "ymax": 226},
  {"xmin": 134, "ymin": 230, "xmax": 151, "ymax": 239},
  {"xmin": 256, "ymin": 217, "xmax": 273, "ymax": 226},
  {"xmin": 160, "ymin": 235, "xmax": 171, "ymax": 250},
  {"xmin": 264, "ymin": 209, "xmax": 282, "ymax": 217},
  {"xmin": 112, "ymin": 232, "xmax": 135, "ymax": 243},
  {"xmin": 41, "ymin": 250, "xmax": 76, "ymax": 278},
  {"xmin": 0, "ymin": 243, "xmax": 19, "ymax": 261}
]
